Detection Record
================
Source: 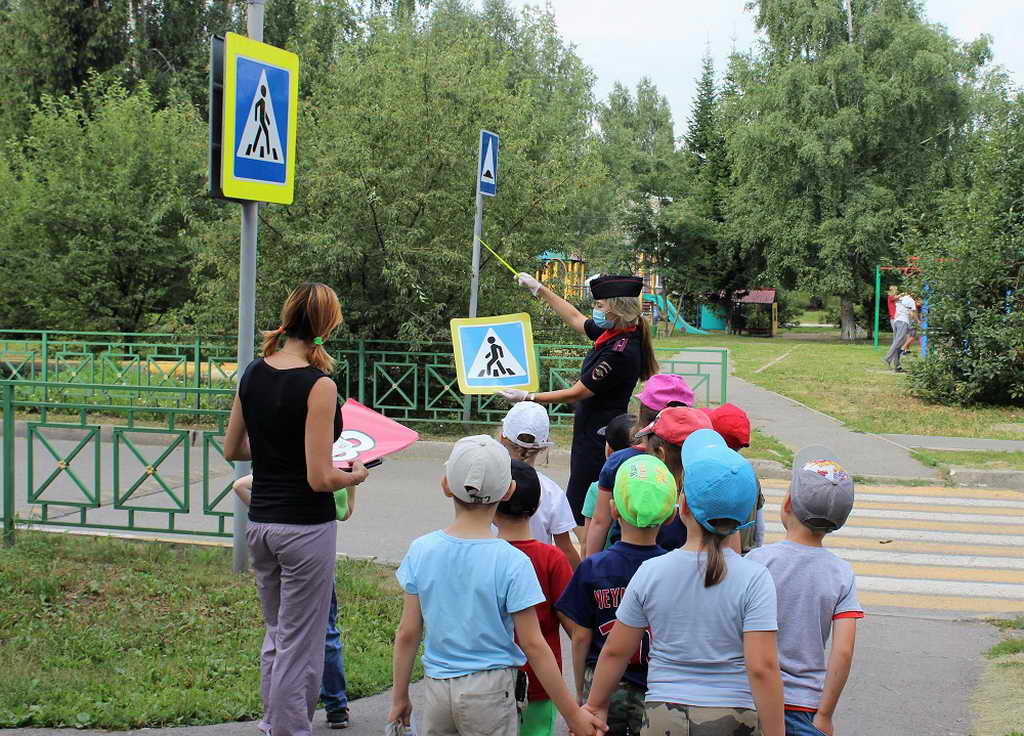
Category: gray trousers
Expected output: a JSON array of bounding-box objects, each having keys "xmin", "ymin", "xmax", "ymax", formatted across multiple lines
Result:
[
  {"xmin": 885, "ymin": 320, "xmax": 911, "ymax": 368},
  {"xmin": 248, "ymin": 520, "xmax": 337, "ymax": 736}
]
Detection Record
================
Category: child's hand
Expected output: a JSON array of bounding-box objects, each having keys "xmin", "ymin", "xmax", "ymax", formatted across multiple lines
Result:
[
  {"xmin": 570, "ymin": 704, "xmax": 607, "ymax": 736},
  {"xmin": 386, "ymin": 695, "xmax": 412, "ymax": 727},
  {"xmin": 812, "ymin": 713, "xmax": 834, "ymax": 735}
]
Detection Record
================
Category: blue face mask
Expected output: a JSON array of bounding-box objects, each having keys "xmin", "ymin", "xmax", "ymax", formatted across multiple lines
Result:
[{"xmin": 592, "ymin": 308, "xmax": 615, "ymax": 329}]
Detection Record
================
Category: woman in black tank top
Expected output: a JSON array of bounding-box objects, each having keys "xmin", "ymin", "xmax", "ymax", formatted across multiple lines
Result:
[{"xmin": 224, "ymin": 282, "xmax": 369, "ymax": 736}]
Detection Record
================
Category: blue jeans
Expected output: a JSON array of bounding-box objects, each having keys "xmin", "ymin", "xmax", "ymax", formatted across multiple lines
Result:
[
  {"xmin": 320, "ymin": 586, "xmax": 348, "ymax": 712},
  {"xmin": 785, "ymin": 710, "xmax": 827, "ymax": 736}
]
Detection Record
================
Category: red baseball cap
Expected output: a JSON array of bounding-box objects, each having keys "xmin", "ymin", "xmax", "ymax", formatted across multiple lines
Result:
[
  {"xmin": 635, "ymin": 407, "xmax": 713, "ymax": 446},
  {"xmin": 704, "ymin": 403, "xmax": 751, "ymax": 450}
]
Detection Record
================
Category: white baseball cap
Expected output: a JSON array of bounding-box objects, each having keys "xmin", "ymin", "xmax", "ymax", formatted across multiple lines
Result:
[
  {"xmin": 501, "ymin": 401, "xmax": 554, "ymax": 449},
  {"xmin": 445, "ymin": 435, "xmax": 513, "ymax": 505}
]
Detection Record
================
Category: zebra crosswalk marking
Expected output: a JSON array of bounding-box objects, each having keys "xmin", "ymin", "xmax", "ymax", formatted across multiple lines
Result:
[{"xmin": 757, "ymin": 480, "xmax": 1024, "ymax": 614}]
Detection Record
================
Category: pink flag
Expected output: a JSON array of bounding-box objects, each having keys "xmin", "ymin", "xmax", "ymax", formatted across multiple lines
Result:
[{"xmin": 332, "ymin": 399, "xmax": 420, "ymax": 468}]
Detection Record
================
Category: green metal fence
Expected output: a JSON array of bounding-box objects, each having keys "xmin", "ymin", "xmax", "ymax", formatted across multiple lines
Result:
[
  {"xmin": 1, "ymin": 380, "xmax": 236, "ymax": 545},
  {"xmin": 0, "ymin": 330, "xmax": 728, "ymax": 425},
  {"xmin": 0, "ymin": 331, "xmax": 727, "ymax": 544}
]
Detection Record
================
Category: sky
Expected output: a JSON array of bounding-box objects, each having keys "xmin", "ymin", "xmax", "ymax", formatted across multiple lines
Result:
[{"xmin": 502, "ymin": 0, "xmax": 1024, "ymax": 132}]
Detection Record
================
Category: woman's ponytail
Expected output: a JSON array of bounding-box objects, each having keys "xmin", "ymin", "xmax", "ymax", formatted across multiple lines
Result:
[
  {"xmin": 700, "ymin": 520, "xmax": 739, "ymax": 587},
  {"xmin": 634, "ymin": 316, "xmax": 659, "ymax": 381},
  {"xmin": 308, "ymin": 340, "xmax": 335, "ymax": 375},
  {"xmin": 260, "ymin": 326, "xmax": 286, "ymax": 359}
]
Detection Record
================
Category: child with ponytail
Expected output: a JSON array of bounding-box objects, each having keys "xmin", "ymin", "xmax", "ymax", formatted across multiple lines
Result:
[{"xmin": 584, "ymin": 428, "xmax": 784, "ymax": 736}]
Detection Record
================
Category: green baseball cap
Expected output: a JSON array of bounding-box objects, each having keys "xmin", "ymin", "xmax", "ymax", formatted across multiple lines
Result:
[{"xmin": 613, "ymin": 454, "xmax": 677, "ymax": 528}]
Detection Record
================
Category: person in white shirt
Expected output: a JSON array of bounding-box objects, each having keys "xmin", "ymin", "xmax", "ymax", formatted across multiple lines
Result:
[
  {"xmin": 884, "ymin": 292, "xmax": 916, "ymax": 372},
  {"xmin": 498, "ymin": 402, "xmax": 581, "ymax": 569}
]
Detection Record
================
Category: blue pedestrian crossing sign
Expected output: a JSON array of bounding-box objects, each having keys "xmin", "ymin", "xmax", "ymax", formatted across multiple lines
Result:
[
  {"xmin": 450, "ymin": 313, "xmax": 538, "ymax": 394},
  {"xmin": 478, "ymin": 130, "xmax": 499, "ymax": 197},
  {"xmin": 220, "ymin": 33, "xmax": 299, "ymax": 204}
]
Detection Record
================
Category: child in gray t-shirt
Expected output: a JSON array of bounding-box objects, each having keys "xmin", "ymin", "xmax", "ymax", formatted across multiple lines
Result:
[{"xmin": 747, "ymin": 445, "xmax": 862, "ymax": 736}]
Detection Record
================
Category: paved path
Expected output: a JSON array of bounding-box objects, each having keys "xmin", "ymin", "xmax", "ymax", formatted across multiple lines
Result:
[
  {"xmin": 881, "ymin": 433, "xmax": 1024, "ymax": 452},
  {"xmin": 724, "ymin": 373, "xmax": 939, "ymax": 480}
]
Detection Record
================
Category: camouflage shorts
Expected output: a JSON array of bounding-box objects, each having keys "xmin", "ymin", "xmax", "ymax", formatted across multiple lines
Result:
[
  {"xmin": 582, "ymin": 667, "xmax": 646, "ymax": 736},
  {"xmin": 641, "ymin": 701, "xmax": 762, "ymax": 736}
]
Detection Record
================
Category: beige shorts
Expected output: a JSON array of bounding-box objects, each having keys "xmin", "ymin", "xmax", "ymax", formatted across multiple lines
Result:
[{"xmin": 421, "ymin": 667, "xmax": 518, "ymax": 736}]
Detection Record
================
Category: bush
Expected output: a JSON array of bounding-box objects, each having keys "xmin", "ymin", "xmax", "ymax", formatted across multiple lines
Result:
[{"xmin": 907, "ymin": 94, "xmax": 1024, "ymax": 407}]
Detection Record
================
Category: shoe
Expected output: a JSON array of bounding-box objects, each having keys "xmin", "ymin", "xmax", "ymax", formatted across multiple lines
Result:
[
  {"xmin": 883, "ymin": 356, "xmax": 892, "ymax": 367},
  {"xmin": 894, "ymin": 367, "xmax": 905, "ymax": 373},
  {"xmin": 326, "ymin": 709, "xmax": 349, "ymax": 729}
]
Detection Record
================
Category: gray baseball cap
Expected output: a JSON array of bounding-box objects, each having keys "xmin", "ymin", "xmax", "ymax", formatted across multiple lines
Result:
[
  {"xmin": 445, "ymin": 435, "xmax": 512, "ymax": 505},
  {"xmin": 790, "ymin": 445, "xmax": 855, "ymax": 532}
]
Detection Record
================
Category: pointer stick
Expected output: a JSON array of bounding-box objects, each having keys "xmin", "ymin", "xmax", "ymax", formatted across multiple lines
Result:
[{"xmin": 479, "ymin": 239, "xmax": 519, "ymax": 276}]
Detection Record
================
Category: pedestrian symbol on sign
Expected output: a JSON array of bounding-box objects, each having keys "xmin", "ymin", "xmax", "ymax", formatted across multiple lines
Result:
[
  {"xmin": 237, "ymin": 70, "xmax": 284, "ymax": 164},
  {"xmin": 469, "ymin": 330, "xmax": 526, "ymax": 378}
]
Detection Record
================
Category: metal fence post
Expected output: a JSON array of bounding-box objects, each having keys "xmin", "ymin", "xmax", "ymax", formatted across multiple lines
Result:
[
  {"xmin": 357, "ymin": 339, "xmax": 366, "ymax": 405},
  {"xmin": 194, "ymin": 336, "xmax": 202, "ymax": 414},
  {"xmin": 41, "ymin": 331, "xmax": 48, "ymax": 403},
  {"xmin": 3, "ymin": 383, "xmax": 14, "ymax": 547},
  {"xmin": 720, "ymin": 349, "xmax": 728, "ymax": 405}
]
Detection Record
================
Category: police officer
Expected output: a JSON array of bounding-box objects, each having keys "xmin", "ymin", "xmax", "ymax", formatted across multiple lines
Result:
[{"xmin": 500, "ymin": 272, "xmax": 659, "ymax": 529}]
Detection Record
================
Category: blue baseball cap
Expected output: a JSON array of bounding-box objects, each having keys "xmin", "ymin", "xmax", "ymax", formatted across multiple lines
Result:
[{"xmin": 681, "ymin": 429, "xmax": 758, "ymax": 535}]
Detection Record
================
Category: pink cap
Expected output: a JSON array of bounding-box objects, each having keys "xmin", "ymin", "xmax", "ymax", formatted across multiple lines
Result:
[{"xmin": 635, "ymin": 374, "xmax": 694, "ymax": 411}]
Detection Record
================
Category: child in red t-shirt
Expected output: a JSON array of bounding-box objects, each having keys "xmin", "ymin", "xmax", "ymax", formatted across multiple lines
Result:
[{"xmin": 494, "ymin": 460, "xmax": 575, "ymax": 736}]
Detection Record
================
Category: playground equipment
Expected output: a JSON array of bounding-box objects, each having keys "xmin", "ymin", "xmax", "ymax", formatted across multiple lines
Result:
[
  {"xmin": 643, "ymin": 293, "xmax": 707, "ymax": 335},
  {"xmin": 730, "ymin": 289, "xmax": 779, "ymax": 337},
  {"xmin": 874, "ymin": 260, "xmax": 929, "ymax": 354}
]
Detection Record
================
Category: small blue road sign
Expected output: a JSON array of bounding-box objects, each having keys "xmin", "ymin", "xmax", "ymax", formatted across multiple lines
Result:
[
  {"xmin": 450, "ymin": 313, "xmax": 538, "ymax": 394},
  {"xmin": 221, "ymin": 33, "xmax": 298, "ymax": 204},
  {"xmin": 478, "ymin": 130, "xmax": 499, "ymax": 197}
]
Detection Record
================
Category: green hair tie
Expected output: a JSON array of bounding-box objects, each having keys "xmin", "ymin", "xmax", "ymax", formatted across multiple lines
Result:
[{"xmin": 313, "ymin": 337, "xmax": 324, "ymax": 345}]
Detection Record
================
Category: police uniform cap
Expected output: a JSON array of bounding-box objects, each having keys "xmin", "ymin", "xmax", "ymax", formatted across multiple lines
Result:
[{"xmin": 589, "ymin": 275, "xmax": 643, "ymax": 299}]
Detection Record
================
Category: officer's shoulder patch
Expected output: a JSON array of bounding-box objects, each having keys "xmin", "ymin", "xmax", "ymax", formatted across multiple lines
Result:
[
  {"xmin": 591, "ymin": 360, "xmax": 612, "ymax": 382},
  {"xmin": 612, "ymin": 338, "xmax": 629, "ymax": 353}
]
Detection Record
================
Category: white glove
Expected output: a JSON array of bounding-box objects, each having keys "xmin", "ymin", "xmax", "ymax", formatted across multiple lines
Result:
[
  {"xmin": 498, "ymin": 389, "xmax": 529, "ymax": 403},
  {"xmin": 515, "ymin": 272, "xmax": 542, "ymax": 297}
]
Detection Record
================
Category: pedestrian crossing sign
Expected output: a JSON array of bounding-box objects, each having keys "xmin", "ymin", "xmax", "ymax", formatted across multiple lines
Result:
[
  {"xmin": 220, "ymin": 32, "xmax": 298, "ymax": 204},
  {"xmin": 450, "ymin": 313, "xmax": 539, "ymax": 394}
]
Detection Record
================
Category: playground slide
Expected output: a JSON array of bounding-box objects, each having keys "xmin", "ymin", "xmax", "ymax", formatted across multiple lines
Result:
[{"xmin": 643, "ymin": 293, "xmax": 708, "ymax": 335}]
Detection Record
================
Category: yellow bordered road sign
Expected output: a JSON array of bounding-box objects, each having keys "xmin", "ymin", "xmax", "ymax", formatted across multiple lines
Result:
[
  {"xmin": 221, "ymin": 32, "xmax": 298, "ymax": 204},
  {"xmin": 450, "ymin": 313, "xmax": 539, "ymax": 395}
]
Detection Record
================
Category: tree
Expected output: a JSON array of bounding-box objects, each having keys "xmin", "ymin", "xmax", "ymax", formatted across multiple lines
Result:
[
  {"xmin": 180, "ymin": 1, "xmax": 612, "ymax": 342},
  {"xmin": 726, "ymin": 0, "xmax": 990, "ymax": 339},
  {"xmin": 907, "ymin": 93, "xmax": 1024, "ymax": 406},
  {"xmin": 0, "ymin": 79, "xmax": 217, "ymax": 332},
  {"xmin": 0, "ymin": 0, "xmax": 130, "ymax": 141}
]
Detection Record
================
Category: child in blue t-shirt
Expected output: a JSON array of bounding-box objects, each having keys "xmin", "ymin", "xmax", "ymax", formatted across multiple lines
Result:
[
  {"xmin": 584, "ymin": 429, "xmax": 784, "ymax": 736},
  {"xmin": 557, "ymin": 454, "xmax": 677, "ymax": 736},
  {"xmin": 388, "ymin": 436, "xmax": 604, "ymax": 736}
]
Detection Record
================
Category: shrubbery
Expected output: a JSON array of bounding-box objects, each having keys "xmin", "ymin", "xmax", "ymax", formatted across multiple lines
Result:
[{"xmin": 908, "ymin": 94, "xmax": 1024, "ymax": 407}]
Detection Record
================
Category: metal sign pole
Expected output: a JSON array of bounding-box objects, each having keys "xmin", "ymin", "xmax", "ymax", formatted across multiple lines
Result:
[
  {"xmin": 232, "ymin": 0, "xmax": 266, "ymax": 573},
  {"xmin": 462, "ymin": 190, "xmax": 484, "ymax": 423}
]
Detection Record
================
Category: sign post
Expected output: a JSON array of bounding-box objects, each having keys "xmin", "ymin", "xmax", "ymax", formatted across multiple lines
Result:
[
  {"xmin": 463, "ymin": 130, "xmax": 499, "ymax": 422},
  {"xmin": 209, "ymin": 0, "xmax": 299, "ymax": 571}
]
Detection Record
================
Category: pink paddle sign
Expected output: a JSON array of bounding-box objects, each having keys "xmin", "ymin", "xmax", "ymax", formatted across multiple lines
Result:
[{"xmin": 332, "ymin": 399, "xmax": 419, "ymax": 468}]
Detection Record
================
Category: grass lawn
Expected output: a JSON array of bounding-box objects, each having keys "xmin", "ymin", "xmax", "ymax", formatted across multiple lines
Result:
[
  {"xmin": 975, "ymin": 618, "xmax": 1024, "ymax": 736},
  {"xmin": 656, "ymin": 331, "xmax": 1023, "ymax": 440},
  {"xmin": 912, "ymin": 449, "xmax": 1024, "ymax": 472},
  {"xmin": 0, "ymin": 532, "xmax": 411, "ymax": 729}
]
